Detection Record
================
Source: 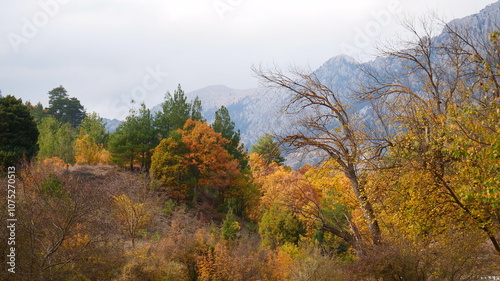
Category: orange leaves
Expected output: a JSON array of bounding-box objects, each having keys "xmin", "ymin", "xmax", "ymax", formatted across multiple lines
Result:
[
  {"xmin": 180, "ymin": 119, "xmax": 240, "ymax": 192},
  {"xmin": 151, "ymin": 119, "xmax": 242, "ymax": 205}
]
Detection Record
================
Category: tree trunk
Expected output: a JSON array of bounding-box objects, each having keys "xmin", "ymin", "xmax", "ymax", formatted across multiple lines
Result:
[{"xmin": 346, "ymin": 165, "xmax": 382, "ymax": 245}]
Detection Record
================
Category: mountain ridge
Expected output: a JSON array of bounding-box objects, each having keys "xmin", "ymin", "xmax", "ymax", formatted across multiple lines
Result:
[{"xmin": 105, "ymin": 1, "xmax": 500, "ymax": 150}]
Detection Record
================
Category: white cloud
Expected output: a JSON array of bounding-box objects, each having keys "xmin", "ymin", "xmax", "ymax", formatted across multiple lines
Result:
[{"xmin": 0, "ymin": 0, "xmax": 496, "ymax": 119}]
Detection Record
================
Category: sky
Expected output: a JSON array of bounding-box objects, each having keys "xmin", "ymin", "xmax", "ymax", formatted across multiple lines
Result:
[{"xmin": 0, "ymin": 0, "xmax": 497, "ymax": 120}]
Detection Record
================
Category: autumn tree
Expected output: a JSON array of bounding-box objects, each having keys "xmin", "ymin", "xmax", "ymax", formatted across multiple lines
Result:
[
  {"xmin": 361, "ymin": 21, "xmax": 500, "ymax": 253},
  {"xmin": 150, "ymin": 136, "xmax": 189, "ymax": 201},
  {"xmin": 259, "ymin": 204, "xmax": 305, "ymax": 249},
  {"xmin": 253, "ymin": 65, "xmax": 383, "ymax": 252},
  {"xmin": 0, "ymin": 95, "xmax": 39, "ymax": 169},
  {"xmin": 151, "ymin": 119, "xmax": 241, "ymax": 207},
  {"xmin": 113, "ymin": 194, "xmax": 152, "ymax": 247},
  {"xmin": 73, "ymin": 112, "xmax": 111, "ymax": 165},
  {"xmin": 7, "ymin": 162, "xmax": 123, "ymax": 280},
  {"xmin": 79, "ymin": 112, "xmax": 109, "ymax": 146},
  {"xmin": 74, "ymin": 134, "xmax": 110, "ymax": 165},
  {"xmin": 249, "ymin": 153, "xmax": 353, "ymax": 253}
]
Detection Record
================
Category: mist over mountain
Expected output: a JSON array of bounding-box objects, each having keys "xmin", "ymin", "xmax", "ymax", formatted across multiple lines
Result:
[{"xmin": 105, "ymin": 1, "xmax": 500, "ymax": 152}]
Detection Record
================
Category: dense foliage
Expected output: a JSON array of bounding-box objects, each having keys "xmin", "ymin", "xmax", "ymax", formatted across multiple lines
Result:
[{"xmin": 0, "ymin": 95, "xmax": 39, "ymax": 170}]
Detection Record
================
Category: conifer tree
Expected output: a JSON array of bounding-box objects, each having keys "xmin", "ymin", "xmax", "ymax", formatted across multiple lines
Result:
[{"xmin": 0, "ymin": 95, "xmax": 39, "ymax": 169}]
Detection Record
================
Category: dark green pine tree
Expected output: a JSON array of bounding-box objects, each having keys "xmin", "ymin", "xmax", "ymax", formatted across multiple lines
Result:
[
  {"xmin": 47, "ymin": 86, "xmax": 86, "ymax": 127},
  {"xmin": 47, "ymin": 85, "xmax": 68, "ymax": 118},
  {"xmin": 0, "ymin": 95, "xmax": 39, "ymax": 169},
  {"xmin": 154, "ymin": 84, "xmax": 203, "ymax": 138},
  {"xmin": 212, "ymin": 105, "xmax": 247, "ymax": 169},
  {"xmin": 109, "ymin": 103, "xmax": 158, "ymax": 171},
  {"xmin": 65, "ymin": 97, "xmax": 86, "ymax": 127}
]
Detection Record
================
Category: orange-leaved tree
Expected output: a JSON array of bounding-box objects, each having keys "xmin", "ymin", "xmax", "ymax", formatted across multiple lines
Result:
[{"xmin": 151, "ymin": 119, "xmax": 242, "ymax": 207}]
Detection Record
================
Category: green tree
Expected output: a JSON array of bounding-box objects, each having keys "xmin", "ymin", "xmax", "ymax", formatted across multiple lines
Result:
[
  {"xmin": 47, "ymin": 86, "xmax": 86, "ymax": 127},
  {"xmin": 259, "ymin": 204, "xmax": 305, "ymax": 249},
  {"xmin": 0, "ymin": 95, "xmax": 39, "ymax": 169},
  {"xmin": 154, "ymin": 84, "xmax": 203, "ymax": 138},
  {"xmin": 37, "ymin": 116, "xmax": 77, "ymax": 164},
  {"xmin": 250, "ymin": 133, "xmax": 285, "ymax": 165},
  {"xmin": 109, "ymin": 103, "xmax": 158, "ymax": 171},
  {"xmin": 212, "ymin": 105, "xmax": 247, "ymax": 168},
  {"xmin": 79, "ymin": 112, "xmax": 109, "ymax": 146},
  {"xmin": 26, "ymin": 101, "xmax": 46, "ymax": 124},
  {"xmin": 221, "ymin": 208, "xmax": 241, "ymax": 241}
]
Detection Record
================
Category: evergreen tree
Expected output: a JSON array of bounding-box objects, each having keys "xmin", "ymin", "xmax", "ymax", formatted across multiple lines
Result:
[
  {"xmin": 79, "ymin": 112, "xmax": 109, "ymax": 146},
  {"xmin": 250, "ymin": 134, "xmax": 285, "ymax": 165},
  {"xmin": 0, "ymin": 95, "xmax": 39, "ymax": 169},
  {"xmin": 25, "ymin": 101, "xmax": 46, "ymax": 124},
  {"xmin": 109, "ymin": 103, "xmax": 158, "ymax": 171},
  {"xmin": 65, "ymin": 97, "xmax": 86, "ymax": 127},
  {"xmin": 190, "ymin": 97, "xmax": 204, "ymax": 121},
  {"xmin": 47, "ymin": 86, "xmax": 86, "ymax": 127},
  {"xmin": 47, "ymin": 85, "xmax": 69, "ymax": 118},
  {"xmin": 221, "ymin": 208, "xmax": 241, "ymax": 241},
  {"xmin": 212, "ymin": 105, "xmax": 247, "ymax": 168},
  {"xmin": 154, "ymin": 84, "xmax": 203, "ymax": 138}
]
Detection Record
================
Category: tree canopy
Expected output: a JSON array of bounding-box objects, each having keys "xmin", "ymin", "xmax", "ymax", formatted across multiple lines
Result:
[
  {"xmin": 0, "ymin": 95, "xmax": 39, "ymax": 169},
  {"xmin": 154, "ymin": 84, "xmax": 203, "ymax": 139},
  {"xmin": 47, "ymin": 86, "xmax": 86, "ymax": 128},
  {"xmin": 108, "ymin": 103, "xmax": 158, "ymax": 171},
  {"xmin": 250, "ymin": 133, "xmax": 285, "ymax": 165},
  {"xmin": 212, "ymin": 105, "xmax": 247, "ymax": 169}
]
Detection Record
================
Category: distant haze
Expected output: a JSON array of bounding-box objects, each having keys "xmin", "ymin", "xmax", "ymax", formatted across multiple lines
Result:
[{"xmin": 0, "ymin": 0, "xmax": 496, "ymax": 119}]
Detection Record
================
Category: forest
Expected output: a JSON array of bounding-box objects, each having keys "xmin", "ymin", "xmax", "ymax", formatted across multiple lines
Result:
[{"xmin": 1, "ymin": 20, "xmax": 500, "ymax": 281}]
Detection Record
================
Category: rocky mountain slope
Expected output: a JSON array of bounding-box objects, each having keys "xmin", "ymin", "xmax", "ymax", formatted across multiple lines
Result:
[{"xmin": 105, "ymin": 1, "xmax": 500, "ymax": 152}]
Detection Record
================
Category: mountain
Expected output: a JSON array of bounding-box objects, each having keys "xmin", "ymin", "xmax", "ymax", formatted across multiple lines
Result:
[
  {"xmin": 105, "ymin": 1, "xmax": 499, "ymax": 165},
  {"xmin": 103, "ymin": 118, "xmax": 122, "ymax": 133},
  {"xmin": 182, "ymin": 1, "xmax": 500, "ymax": 150}
]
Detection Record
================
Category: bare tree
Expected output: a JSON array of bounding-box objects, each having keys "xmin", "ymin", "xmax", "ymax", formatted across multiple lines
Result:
[
  {"xmin": 253, "ymin": 65, "xmax": 384, "ymax": 251},
  {"xmin": 359, "ymin": 17, "xmax": 500, "ymax": 253}
]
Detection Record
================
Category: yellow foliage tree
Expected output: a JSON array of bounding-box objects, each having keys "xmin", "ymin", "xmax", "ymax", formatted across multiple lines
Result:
[
  {"xmin": 74, "ymin": 134, "xmax": 110, "ymax": 165},
  {"xmin": 113, "ymin": 194, "xmax": 152, "ymax": 247}
]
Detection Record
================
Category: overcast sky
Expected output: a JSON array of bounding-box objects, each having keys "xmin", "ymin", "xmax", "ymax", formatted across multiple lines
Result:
[{"xmin": 0, "ymin": 0, "xmax": 496, "ymax": 119}]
